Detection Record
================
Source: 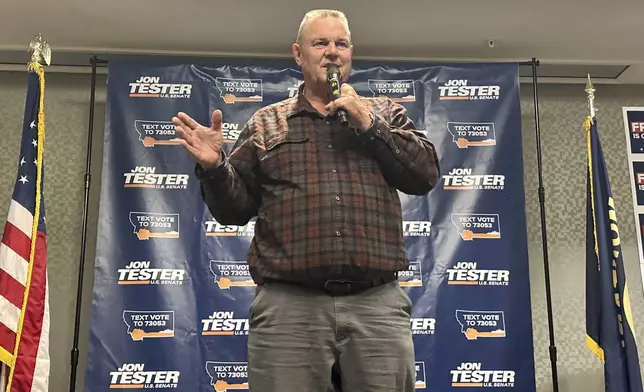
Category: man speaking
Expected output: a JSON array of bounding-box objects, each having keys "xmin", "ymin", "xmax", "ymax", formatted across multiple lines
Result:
[{"xmin": 172, "ymin": 9, "xmax": 440, "ymax": 392}]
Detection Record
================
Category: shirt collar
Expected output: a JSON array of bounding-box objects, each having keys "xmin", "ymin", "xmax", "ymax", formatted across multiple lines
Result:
[{"xmin": 286, "ymin": 82, "xmax": 323, "ymax": 119}]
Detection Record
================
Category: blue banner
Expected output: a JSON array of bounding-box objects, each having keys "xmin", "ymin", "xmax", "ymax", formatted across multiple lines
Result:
[{"xmin": 85, "ymin": 59, "xmax": 536, "ymax": 391}]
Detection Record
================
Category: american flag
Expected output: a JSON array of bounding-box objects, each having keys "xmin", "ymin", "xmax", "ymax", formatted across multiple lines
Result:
[{"xmin": 0, "ymin": 64, "xmax": 50, "ymax": 392}]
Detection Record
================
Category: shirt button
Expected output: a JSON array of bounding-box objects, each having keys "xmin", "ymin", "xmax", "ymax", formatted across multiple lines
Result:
[
  {"xmin": 336, "ymin": 230, "xmax": 342, "ymax": 237},
  {"xmin": 335, "ymin": 196, "xmax": 340, "ymax": 201},
  {"xmin": 328, "ymin": 144, "xmax": 333, "ymax": 149},
  {"xmin": 395, "ymin": 149, "xmax": 400, "ymax": 154}
]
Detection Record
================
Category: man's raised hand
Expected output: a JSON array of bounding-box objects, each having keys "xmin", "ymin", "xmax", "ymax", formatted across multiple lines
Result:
[{"xmin": 172, "ymin": 110, "xmax": 224, "ymax": 169}]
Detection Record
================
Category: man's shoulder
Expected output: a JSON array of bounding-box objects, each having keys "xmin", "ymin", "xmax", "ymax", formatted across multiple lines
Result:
[
  {"xmin": 237, "ymin": 96, "xmax": 297, "ymax": 144},
  {"xmin": 359, "ymin": 95, "xmax": 392, "ymax": 114},
  {"xmin": 249, "ymin": 96, "xmax": 297, "ymax": 123}
]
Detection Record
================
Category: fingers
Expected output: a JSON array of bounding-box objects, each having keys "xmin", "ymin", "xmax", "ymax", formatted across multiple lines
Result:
[
  {"xmin": 172, "ymin": 110, "xmax": 223, "ymax": 166},
  {"xmin": 172, "ymin": 115, "xmax": 195, "ymax": 143},
  {"xmin": 325, "ymin": 101, "xmax": 337, "ymax": 114},
  {"xmin": 173, "ymin": 122, "xmax": 195, "ymax": 146},
  {"xmin": 211, "ymin": 109, "xmax": 223, "ymax": 132},
  {"xmin": 326, "ymin": 84, "xmax": 357, "ymax": 113},
  {"xmin": 325, "ymin": 97, "xmax": 350, "ymax": 114},
  {"xmin": 172, "ymin": 109, "xmax": 223, "ymax": 141},
  {"xmin": 325, "ymin": 90, "xmax": 370, "ymax": 130},
  {"xmin": 340, "ymin": 83, "xmax": 357, "ymax": 96},
  {"xmin": 171, "ymin": 115, "xmax": 186, "ymax": 130},
  {"xmin": 176, "ymin": 112, "xmax": 201, "ymax": 130}
]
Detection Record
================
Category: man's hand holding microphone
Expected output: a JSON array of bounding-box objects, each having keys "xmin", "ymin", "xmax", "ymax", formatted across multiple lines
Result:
[{"xmin": 325, "ymin": 65, "xmax": 374, "ymax": 132}]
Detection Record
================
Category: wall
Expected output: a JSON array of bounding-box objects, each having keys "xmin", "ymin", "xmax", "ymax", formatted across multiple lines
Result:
[{"xmin": 0, "ymin": 70, "xmax": 642, "ymax": 391}]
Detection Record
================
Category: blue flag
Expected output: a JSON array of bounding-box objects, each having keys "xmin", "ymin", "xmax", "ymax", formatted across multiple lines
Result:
[{"xmin": 585, "ymin": 116, "xmax": 643, "ymax": 392}]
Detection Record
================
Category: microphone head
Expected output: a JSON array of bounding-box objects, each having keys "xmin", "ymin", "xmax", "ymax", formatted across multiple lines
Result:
[{"xmin": 326, "ymin": 65, "xmax": 341, "ymax": 82}]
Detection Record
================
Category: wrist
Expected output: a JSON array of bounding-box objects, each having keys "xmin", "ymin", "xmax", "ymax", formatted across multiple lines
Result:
[
  {"xmin": 199, "ymin": 155, "xmax": 223, "ymax": 170},
  {"xmin": 195, "ymin": 155, "xmax": 227, "ymax": 182},
  {"xmin": 357, "ymin": 111, "xmax": 375, "ymax": 132}
]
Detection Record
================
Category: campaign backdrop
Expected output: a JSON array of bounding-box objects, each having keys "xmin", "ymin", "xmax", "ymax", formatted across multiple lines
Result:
[{"xmin": 84, "ymin": 59, "xmax": 536, "ymax": 391}]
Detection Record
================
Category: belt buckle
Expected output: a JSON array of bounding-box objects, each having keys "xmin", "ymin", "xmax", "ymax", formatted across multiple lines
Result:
[{"xmin": 324, "ymin": 280, "xmax": 352, "ymax": 296}]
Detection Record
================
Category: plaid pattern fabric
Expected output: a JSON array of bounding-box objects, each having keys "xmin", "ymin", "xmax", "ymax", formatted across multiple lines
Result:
[{"xmin": 196, "ymin": 84, "xmax": 440, "ymax": 286}]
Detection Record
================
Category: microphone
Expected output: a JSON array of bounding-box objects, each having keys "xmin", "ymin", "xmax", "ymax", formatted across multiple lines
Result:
[{"xmin": 326, "ymin": 65, "xmax": 349, "ymax": 126}]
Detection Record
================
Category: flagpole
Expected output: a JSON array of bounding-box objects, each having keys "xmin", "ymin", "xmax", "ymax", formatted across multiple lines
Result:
[
  {"xmin": 529, "ymin": 57, "xmax": 560, "ymax": 392},
  {"xmin": 67, "ymin": 54, "xmax": 98, "ymax": 392},
  {"xmin": 585, "ymin": 74, "xmax": 596, "ymax": 120}
]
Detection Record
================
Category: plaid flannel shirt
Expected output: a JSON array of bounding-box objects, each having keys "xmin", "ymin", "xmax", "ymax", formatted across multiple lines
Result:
[{"xmin": 195, "ymin": 84, "xmax": 440, "ymax": 288}]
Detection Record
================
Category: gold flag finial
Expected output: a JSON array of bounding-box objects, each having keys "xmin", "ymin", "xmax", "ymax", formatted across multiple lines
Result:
[
  {"xmin": 585, "ymin": 73, "xmax": 596, "ymax": 120},
  {"xmin": 27, "ymin": 33, "xmax": 51, "ymax": 71}
]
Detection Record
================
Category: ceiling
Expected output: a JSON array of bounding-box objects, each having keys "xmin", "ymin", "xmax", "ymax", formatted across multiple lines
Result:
[{"xmin": 0, "ymin": 0, "xmax": 643, "ymax": 83}]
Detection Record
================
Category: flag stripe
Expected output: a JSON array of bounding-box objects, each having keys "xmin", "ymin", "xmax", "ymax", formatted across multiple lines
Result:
[
  {"xmin": 13, "ymin": 232, "xmax": 47, "ymax": 392},
  {"xmin": 30, "ymin": 274, "xmax": 49, "ymax": 392},
  {"xmin": 7, "ymin": 201, "xmax": 33, "ymax": 240},
  {"xmin": 1, "ymin": 223, "xmax": 31, "ymax": 264},
  {"xmin": 0, "ymin": 243, "xmax": 29, "ymax": 287},
  {"xmin": 0, "ymin": 320, "xmax": 16, "ymax": 355},
  {"xmin": 0, "ymin": 268, "xmax": 25, "ymax": 309},
  {"xmin": 0, "ymin": 294, "xmax": 21, "ymax": 334}
]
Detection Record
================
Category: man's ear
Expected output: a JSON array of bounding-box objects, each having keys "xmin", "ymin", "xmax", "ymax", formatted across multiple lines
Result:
[{"xmin": 292, "ymin": 43, "xmax": 302, "ymax": 66}]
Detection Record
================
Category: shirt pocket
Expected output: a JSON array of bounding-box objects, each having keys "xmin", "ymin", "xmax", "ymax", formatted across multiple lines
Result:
[{"xmin": 261, "ymin": 133, "xmax": 311, "ymax": 180}]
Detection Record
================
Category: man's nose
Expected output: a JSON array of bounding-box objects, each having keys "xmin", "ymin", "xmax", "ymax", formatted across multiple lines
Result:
[{"xmin": 325, "ymin": 43, "xmax": 339, "ymax": 57}]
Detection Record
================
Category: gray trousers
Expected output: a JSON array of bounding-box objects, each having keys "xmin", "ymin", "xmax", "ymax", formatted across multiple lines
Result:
[{"xmin": 247, "ymin": 280, "xmax": 416, "ymax": 392}]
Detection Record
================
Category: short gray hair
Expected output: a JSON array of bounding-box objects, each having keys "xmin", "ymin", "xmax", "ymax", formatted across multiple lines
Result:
[{"xmin": 295, "ymin": 9, "xmax": 351, "ymax": 44}]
